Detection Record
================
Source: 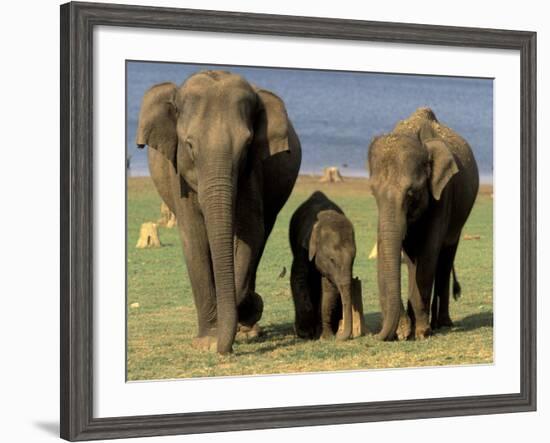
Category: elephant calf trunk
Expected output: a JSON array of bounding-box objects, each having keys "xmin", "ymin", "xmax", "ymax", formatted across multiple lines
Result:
[{"xmin": 337, "ymin": 282, "xmax": 353, "ymax": 340}]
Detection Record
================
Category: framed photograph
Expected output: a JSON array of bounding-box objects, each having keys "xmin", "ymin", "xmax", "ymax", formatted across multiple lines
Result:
[{"xmin": 60, "ymin": 1, "xmax": 536, "ymax": 440}]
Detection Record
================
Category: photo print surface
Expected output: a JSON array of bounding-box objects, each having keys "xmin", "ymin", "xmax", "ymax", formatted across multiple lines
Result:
[{"xmin": 126, "ymin": 61, "xmax": 493, "ymax": 381}]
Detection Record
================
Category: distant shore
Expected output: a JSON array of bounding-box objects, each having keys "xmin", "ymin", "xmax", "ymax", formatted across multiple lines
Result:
[
  {"xmin": 128, "ymin": 174, "xmax": 493, "ymax": 196},
  {"xmin": 294, "ymin": 174, "xmax": 493, "ymax": 195}
]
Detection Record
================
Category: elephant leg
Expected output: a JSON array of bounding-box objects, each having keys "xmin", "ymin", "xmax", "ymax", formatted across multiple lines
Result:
[
  {"xmin": 431, "ymin": 243, "xmax": 458, "ymax": 329},
  {"xmin": 394, "ymin": 255, "xmax": 414, "ymax": 341},
  {"xmin": 291, "ymin": 258, "xmax": 320, "ymax": 339},
  {"xmin": 240, "ymin": 215, "xmax": 276, "ymax": 290},
  {"xmin": 407, "ymin": 254, "xmax": 437, "ymax": 340},
  {"xmin": 406, "ymin": 297, "xmax": 414, "ymax": 325},
  {"xmin": 234, "ymin": 235, "xmax": 264, "ymax": 328},
  {"xmin": 246, "ymin": 204, "xmax": 279, "ymax": 293},
  {"xmin": 172, "ymin": 191, "xmax": 217, "ymax": 348},
  {"xmin": 236, "ymin": 214, "xmax": 278, "ymax": 327},
  {"xmin": 320, "ymin": 277, "xmax": 340, "ymax": 340},
  {"xmin": 233, "ymin": 174, "xmax": 266, "ymax": 328},
  {"xmin": 430, "ymin": 288, "xmax": 439, "ymax": 329},
  {"xmin": 234, "ymin": 216, "xmax": 278, "ymax": 341},
  {"xmin": 233, "ymin": 232, "xmax": 265, "ymax": 341}
]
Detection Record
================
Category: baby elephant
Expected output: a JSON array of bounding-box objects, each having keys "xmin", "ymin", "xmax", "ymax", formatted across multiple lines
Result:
[{"xmin": 289, "ymin": 191, "xmax": 359, "ymax": 340}]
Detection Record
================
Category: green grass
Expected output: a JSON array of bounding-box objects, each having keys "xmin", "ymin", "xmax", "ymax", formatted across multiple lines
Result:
[{"xmin": 127, "ymin": 176, "xmax": 493, "ymax": 380}]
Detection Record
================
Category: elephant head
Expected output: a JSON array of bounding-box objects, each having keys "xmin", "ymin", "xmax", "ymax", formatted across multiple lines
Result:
[
  {"xmin": 368, "ymin": 120, "xmax": 458, "ymax": 340},
  {"xmin": 308, "ymin": 209, "xmax": 356, "ymax": 340},
  {"xmin": 135, "ymin": 71, "xmax": 292, "ymax": 353}
]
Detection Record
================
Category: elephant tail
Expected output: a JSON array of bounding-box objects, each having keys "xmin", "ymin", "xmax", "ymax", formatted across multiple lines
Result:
[{"xmin": 452, "ymin": 266, "xmax": 462, "ymax": 300}]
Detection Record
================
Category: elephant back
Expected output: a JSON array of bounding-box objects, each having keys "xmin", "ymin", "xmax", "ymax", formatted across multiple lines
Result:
[{"xmin": 393, "ymin": 107, "xmax": 476, "ymax": 171}]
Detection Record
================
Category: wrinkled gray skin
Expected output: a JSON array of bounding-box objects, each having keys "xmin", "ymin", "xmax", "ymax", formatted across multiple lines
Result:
[
  {"xmin": 368, "ymin": 108, "xmax": 479, "ymax": 341},
  {"xmin": 289, "ymin": 191, "xmax": 357, "ymax": 340},
  {"xmin": 135, "ymin": 71, "xmax": 301, "ymax": 354}
]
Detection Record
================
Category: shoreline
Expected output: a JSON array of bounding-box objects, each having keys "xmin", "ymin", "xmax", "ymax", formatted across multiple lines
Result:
[
  {"xmin": 128, "ymin": 174, "xmax": 494, "ymax": 195},
  {"xmin": 128, "ymin": 170, "xmax": 494, "ymax": 182}
]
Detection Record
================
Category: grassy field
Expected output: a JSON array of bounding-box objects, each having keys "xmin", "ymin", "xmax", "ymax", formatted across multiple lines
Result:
[{"xmin": 127, "ymin": 176, "xmax": 493, "ymax": 380}]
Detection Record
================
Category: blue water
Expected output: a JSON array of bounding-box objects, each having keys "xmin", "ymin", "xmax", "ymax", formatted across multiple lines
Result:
[{"xmin": 126, "ymin": 61, "xmax": 493, "ymax": 182}]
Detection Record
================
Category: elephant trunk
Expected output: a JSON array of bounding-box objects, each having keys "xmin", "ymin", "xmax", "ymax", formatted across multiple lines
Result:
[
  {"xmin": 337, "ymin": 280, "xmax": 353, "ymax": 340},
  {"xmin": 199, "ymin": 161, "xmax": 238, "ymax": 354},
  {"xmin": 376, "ymin": 203, "xmax": 406, "ymax": 341}
]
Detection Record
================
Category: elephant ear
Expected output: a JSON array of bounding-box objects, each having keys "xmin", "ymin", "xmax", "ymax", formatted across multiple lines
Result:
[
  {"xmin": 252, "ymin": 88, "xmax": 291, "ymax": 160},
  {"xmin": 307, "ymin": 221, "xmax": 321, "ymax": 261},
  {"xmin": 419, "ymin": 123, "xmax": 459, "ymax": 200},
  {"xmin": 135, "ymin": 82, "xmax": 178, "ymax": 168}
]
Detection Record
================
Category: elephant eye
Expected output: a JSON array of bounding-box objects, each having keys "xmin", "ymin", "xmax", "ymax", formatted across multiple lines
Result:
[
  {"xmin": 185, "ymin": 140, "xmax": 195, "ymax": 161},
  {"xmin": 407, "ymin": 187, "xmax": 418, "ymax": 199},
  {"xmin": 406, "ymin": 189, "xmax": 422, "ymax": 206},
  {"xmin": 168, "ymin": 101, "xmax": 179, "ymax": 116},
  {"xmin": 244, "ymin": 130, "xmax": 254, "ymax": 146}
]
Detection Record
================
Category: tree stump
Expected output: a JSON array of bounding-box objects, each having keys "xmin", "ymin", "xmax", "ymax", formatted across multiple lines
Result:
[
  {"xmin": 136, "ymin": 222, "xmax": 162, "ymax": 248},
  {"xmin": 368, "ymin": 242, "xmax": 406, "ymax": 263},
  {"xmin": 368, "ymin": 242, "xmax": 378, "ymax": 260},
  {"xmin": 319, "ymin": 166, "xmax": 344, "ymax": 183},
  {"xmin": 157, "ymin": 202, "xmax": 177, "ymax": 228}
]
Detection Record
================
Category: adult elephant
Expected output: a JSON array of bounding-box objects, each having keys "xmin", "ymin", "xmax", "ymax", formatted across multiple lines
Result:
[
  {"xmin": 135, "ymin": 71, "xmax": 302, "ymax": 354},
  {"xmin": 368, "ymin": 107, "xmax": 479, "ymax": 341}
]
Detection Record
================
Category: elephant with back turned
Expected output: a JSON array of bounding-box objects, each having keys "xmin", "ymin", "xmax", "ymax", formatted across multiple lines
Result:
[
  {"xmin": 368, "ymin": 107, "xmax": 479, "ymax": 341},
  {"xmin": 135, "ymin": 70, "xmax": 302, "ymax": 354}
]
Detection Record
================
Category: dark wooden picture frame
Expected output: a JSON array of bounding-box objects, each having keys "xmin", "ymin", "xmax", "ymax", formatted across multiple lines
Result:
[{"xmin": 60, "ymin": 2, "xmax": 537, "ymax": 440}]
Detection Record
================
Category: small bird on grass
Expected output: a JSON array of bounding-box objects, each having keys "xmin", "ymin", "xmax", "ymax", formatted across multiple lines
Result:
[{"xmin": 278, "ymin": 266, "xmax": 287, "ymax": 279}]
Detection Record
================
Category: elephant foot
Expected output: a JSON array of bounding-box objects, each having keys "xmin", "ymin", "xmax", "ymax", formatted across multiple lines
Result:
[
  {"xmin": 396, "ymin": 314, "xmax": 412, "ymax": 341},
  {"xmin": 295, "ymin": 323, "xmax": 319, "ymax": 340},
  {"xmin": 335, "ymin": 330, "xmax": 351, "ymax": 341},
  {"xmin": 335, "ymin": 321, "xmax": 351, "ymax": 341},
  {"xmin": 415, "ymin": 325, "xmax": 432, "ymax": 340},
  {"xmin": 192, "ymin": 335, "xmax": 218, "ymax": 352},
  {"xmin": 236, "ymin": 323, "xmax": 263, "ymax": 342},
  {"xmin": 238, "ymin": 292, "xmax": 264, "ymax": 327},
  {"xmin": 432, "ymin": 316, "xmax": 454, "ymax": 329},
  {"xmin": 320, "ymin": 329, "xmax": 335, "ymax": 340}
]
